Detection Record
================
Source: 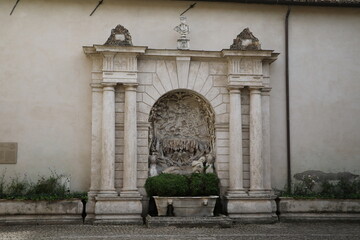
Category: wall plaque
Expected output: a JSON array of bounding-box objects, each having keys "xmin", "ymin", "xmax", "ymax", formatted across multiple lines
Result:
[{"xmin": 0, "ymin": 142, "xmax": 17, "ymax": 164}]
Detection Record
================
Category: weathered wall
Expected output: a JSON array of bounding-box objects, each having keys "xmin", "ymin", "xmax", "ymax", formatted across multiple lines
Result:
[
  {"xmin": 0, "ymin": 0, "xmax": 359, "ymax": 191},
  {"xmin": 289, "ymin": 7, "xmax": 360, "ymax": 179}
]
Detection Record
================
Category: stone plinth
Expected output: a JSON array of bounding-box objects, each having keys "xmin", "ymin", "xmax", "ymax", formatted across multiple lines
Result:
[
  {"xmin": 226, "ymin": 196, "xmax": 277, "ymax": 223},
  {"xmin": 94, "ymin": 197, "xmax": 143, "ymax": 224},
  {"xmin": 146, "ymin": 215, "xmax": 232, "ymax": 228},
  {"xmin": 0, "ymin": 199, "xmax": 83, "ymax": 225}
]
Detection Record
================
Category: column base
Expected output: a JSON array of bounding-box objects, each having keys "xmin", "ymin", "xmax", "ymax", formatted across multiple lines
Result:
[
  {"xmin": 226, "ymin": 189, "xmax": 249, "ymax": 198},
  {"xmin": 85, "ymin": 191, "xmax": 99, "ymax": 224},
  {"xmin": 120, "ymin": 189, "xmax": 141, "ymax": 198},
  {"xmin": 93, "ymin": 196, "xmax": 143, "ymax": 225},
  {"xmin": 248, "ymin": 189, "xmax": 272, "ymax": 197},
  {"xmin": 226, "ymin": 196, "xmax": 277, "ymax": 223},
  {"xmin": 97, "ymin": 190, "xmax": 119, "ymax": 198}
]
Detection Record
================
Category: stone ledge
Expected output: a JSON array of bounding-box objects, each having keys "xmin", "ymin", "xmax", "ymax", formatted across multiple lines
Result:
[
  {"xmin": 0, "ymin": 215, "xmax": 83, "ymax": 225},
  {"xmin": 146, "ymin": 215, "xmax": 232, "ymax": 228},
  {"xmin": 279, "ymin": 213, "xmax": 360, "ymax": 222}
]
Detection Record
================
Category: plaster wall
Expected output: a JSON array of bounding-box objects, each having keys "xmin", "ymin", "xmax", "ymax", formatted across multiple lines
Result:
[
  {"xmin": 288, "ymin": 7, "xmax": 360, "ymax": 178},
  {"xmin": 0, "ymin": 0, "xmax": 359, "ymax": 191}
]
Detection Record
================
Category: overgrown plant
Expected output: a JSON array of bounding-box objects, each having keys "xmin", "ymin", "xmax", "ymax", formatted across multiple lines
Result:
[
  {"xmin": 278, "ymin": 177, "xmax": 360, "ymax": 199},
  {"xmin": 0, "ymin": 171, "xmax": 87, "ymax": 201}
]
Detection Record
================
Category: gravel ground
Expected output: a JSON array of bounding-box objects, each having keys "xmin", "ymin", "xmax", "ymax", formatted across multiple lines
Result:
[{"xmin": 0, "ymin": 222, "xmax": 360, "ymax": 240}]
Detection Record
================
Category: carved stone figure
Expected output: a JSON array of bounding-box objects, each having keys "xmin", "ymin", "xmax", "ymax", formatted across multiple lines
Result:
[
  {"xmin": 174, "ymin": 16, "xmax": 190, "ymax": 50},
  {"xmin": 104, "ymin": 24, "xmax": 133, "ymax": 46},
  {"xmin": 205, "ymin": 154, "xmax": 215, "ymax": 174},
  {"xmin": 149, "ymin": 153, "xmax": 158, "ymax": 177},
  {"xmin": 230, "ymin": 28, "xmax": 261, "ymax": 51},
  {"xmin": 148, "ymin": 91, "xmax": 215, "ymax": 175}
]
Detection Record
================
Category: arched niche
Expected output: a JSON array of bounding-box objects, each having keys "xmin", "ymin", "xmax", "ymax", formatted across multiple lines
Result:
[{"xmin": 148, "ymin": 90, "xmax": 216, "ymax": 176}]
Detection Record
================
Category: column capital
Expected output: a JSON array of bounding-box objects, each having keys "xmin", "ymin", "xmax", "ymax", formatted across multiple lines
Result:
[
  {"xmin": 102, "ymin": 82, "xmax": 117, "ymax": 89},
  {"xmin": 261, "ymin": 87, "xmax": 272, "ymax": 96},
  {"xmin": 91, "ymin": 83, "xmax": 103, "ymax": 92},
  {"xmin": 228, "ymin": 85, "xmax": 244, "ymax": 94},
  {"xmin": 123, "ymin": 83, "xmax": 138, "ymax": 91},
  {"xmin": 249, "ymin": 87, "xmax": 262, "ymax": 94}
]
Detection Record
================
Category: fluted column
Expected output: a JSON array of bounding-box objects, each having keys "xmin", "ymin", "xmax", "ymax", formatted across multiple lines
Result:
[
  {"xmin": 121, "ymin": 84, "xmax": 140, "ymax": 197},
  {"xmin": 249, "ymin": 87, "xmax": 266, "ymax": 195},
  {"xmin": 98, "ymin": 83, "xmax": 118, "ymax": 197},
  {"xmin": 227, "ymin": 87, "xmax": 247, "ymax": 196}
]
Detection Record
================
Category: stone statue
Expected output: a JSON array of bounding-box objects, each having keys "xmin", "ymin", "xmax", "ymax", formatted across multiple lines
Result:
[
  {"xmin": 205, "ymin": 154, "xmax": 215, "ymax": 174},
  {"xmin": 174, "ymin": 16, "xmax": 190, "ymax": 50},
  {"xmin": 174, "ymin": 16, "xmax": 190, "ymax": 37},
  {"xmin": 149, "ymin": 153, "xmax": 158, "ymax": 177},
  {"xmin": 148, "ymin": 91, "xmax": 216, "ymax": 175},
  {"xmin": 192, "ymin": 156, "xmax": 206, "ymax": 173}
]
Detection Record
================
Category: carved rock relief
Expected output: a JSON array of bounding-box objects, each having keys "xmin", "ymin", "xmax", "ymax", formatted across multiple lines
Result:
[{"xmin": 148, "ymin": 91, "xmax": 215, "ymax": 176}]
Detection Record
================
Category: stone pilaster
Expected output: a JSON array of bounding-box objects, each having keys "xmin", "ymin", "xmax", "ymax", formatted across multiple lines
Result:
[
  {"xmin": 249, "ymin": 88, "xmax": 266, "ymax": 195},
  {"xmin": 227, "ymin": 87, "xmax": 247, "ymax": 196},
  {"xmin": 121, "ymin": 84, "xmax": 140, "ymax": 198},
  {"xmin": 261, "ymin": 87, "xmax": 272, "ymax": 193},
  {"xmin": 89, "ymin": 84, "xmax": 103, "ymax": 194},
  {"xmin": 98, "ymin": 83, "xmax": 118, "ymax": 197}
]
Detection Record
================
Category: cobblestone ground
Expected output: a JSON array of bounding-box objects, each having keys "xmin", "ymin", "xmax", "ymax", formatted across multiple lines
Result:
[{"xmin": 0, "ymin": 222, "xmax": 360, "ymax": 240}]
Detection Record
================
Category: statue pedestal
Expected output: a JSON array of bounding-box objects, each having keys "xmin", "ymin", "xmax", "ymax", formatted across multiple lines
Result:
[
  {"xmin": 93, "ymin": 196, "xmax": 143, "ymax": 224},
  {"xmin": 226, "ymin": 195, "xmax": 278, "ymax": 223}
]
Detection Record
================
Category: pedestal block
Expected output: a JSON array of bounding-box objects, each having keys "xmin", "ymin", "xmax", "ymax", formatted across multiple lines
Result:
[
  {"xmin": 94, "ymin": 197, "xmax": 143, "ymax": 224},
  {"xmin": 226, "ymin": 196, "xmax": 277, "ymax": 223}
]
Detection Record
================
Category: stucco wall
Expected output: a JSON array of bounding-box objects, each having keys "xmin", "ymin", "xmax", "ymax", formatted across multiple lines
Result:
[
  {"xmin": 0, "ymin": 0, "xmax": 359, "ymax": 191},
  {"xmin": 288, "ymin": 7, "xmax": 360, "ymax": 178}
]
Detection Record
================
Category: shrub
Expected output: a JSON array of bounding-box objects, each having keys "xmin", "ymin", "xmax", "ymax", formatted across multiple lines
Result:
[
  {"xmin": 188, "ymin": 173, "xmax": 219, "ymax": 196},
  {"xmin": 145, "ymin": 173, "xmax": 189, "ymax": 197},
  {"xmin": 145, "ymin": 173, "xmax": 220, "ymax": 197}
]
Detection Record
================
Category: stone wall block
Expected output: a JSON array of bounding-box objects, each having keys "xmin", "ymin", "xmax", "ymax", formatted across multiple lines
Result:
[
  {"xmin": 137, "ymin": 154, "xmax": 149, "ymax": 163},
  {"xmin": 209, "ymin": 62, "xmax": 227, "ymax": 75},
  {"xmin": 211, "ymin": 94, "xmax": 223, "ymax": 108},
  {"xmin": 200, "ymin": 76, "xmax": 213, "ymax": 97},
  {"xmin": 145, "ymin": 86, "xmax": 161, "ymax": 102},
  {"xmin": 115, "ymin": 113, "xmax": 124, "ymax": 124},
  {"xmin": 193, "ymin": 62, "xmax": 209, "ymax": 92},
  {"xmin": 213, "ymin": 75, "xmax": 227, "ymax": 87},
  {"xmin": 138, "ymin": 60, "xmax": 156, "ymax": 73},
  {"xmin": 115, "ymin": 103, "xmax": 124, "ymax": 113},
  {"xmin": 138, "ymin": 102, "xmax": 152, "ymax": 115},
  {"xmin": 152, "ymin": 74, "xmax": 167, "ymax": 96},
  {"xmin": 156, "ymin": 61, "xmax": 172, "ymax": 92},
  {"xmin": 187, "ymin": 61, "xmax": 201, "ymax": 90},
  {"xmin": 138, "ymin": 73, "xmax": 153, "ymax": 85},
  {"xmin": 165, "ymin": 60, "xmax": 179, "ymax": 89},
  {"xmin": 142, "ymin": 92, "xmax": 156, "ymax": 107},
  {"xmin": 217, "ymin": 147, "xmax": 229, "ymax": 155},
  {"xmin": 214, "ymin": 103, "xmax": 227, "ymax": 115},
  {"xmin": 216, "ymin": 155, "xmax": 229, "ymax": 163},
  {"xmin": 216, "ymin": 131, "xmax": 229, "ymax": 140}
]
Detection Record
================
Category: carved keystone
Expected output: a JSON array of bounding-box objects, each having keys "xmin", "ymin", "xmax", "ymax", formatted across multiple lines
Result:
[
  {"xmin": 104, "ymin": 25, "xmax": 133, "ymax": 46},
  {"xmin": 230, "ymin": 28, "xmax": 261, "ymax": 51}
]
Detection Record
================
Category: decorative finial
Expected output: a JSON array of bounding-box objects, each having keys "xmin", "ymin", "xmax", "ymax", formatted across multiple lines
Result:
[
  {"xmin": 104, "ymin": 25, "xmax": 133, "ymax": 46},
  {"xmin": 230, "ymin": 28, "xmax": 261, "ymax": 50},
  {"xmin": 174, "ymin": 16, "xmax": 190, "ymax": 50}
]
